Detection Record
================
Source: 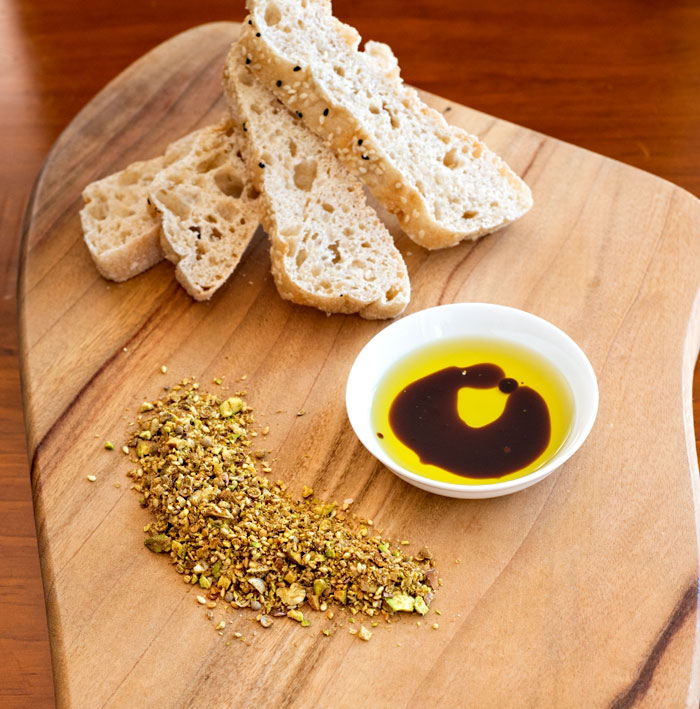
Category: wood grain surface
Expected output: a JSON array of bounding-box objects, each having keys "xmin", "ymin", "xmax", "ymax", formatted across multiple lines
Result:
[
  {"xmin": 18, "ymin": 19, "xmax": 700, "ymax": 708},
  {"xmin": 3, "ymin": 1, "xmax": 700, "ymax": 707}
]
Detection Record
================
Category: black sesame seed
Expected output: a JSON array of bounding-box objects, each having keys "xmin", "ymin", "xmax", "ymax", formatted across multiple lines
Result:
[
  {"xmin": 248, "ymin": 19, "xmax": 252, "ymax": 24},
  {"xmin": 245, "ymin": 57, "xmax": 251, "ymax": 65},
  {"xmin": 293, "ymin": 66, "xmax": 301, "ymax": 72},
  {"xmin": 323, "ymin": 108, "xmax": 329, "ymax": 116},
  {"xmin": 276, "ymin": 80, "xmax": 282, "ymax": 87},
  {"xmin": 259, "ymin": 162, "xmax": 265, "ymax": 168},
  {"xmin": 361, "ymin": 155, "xmax": 369, "ymax": 160},
  {"xmin": 256, "ymin": 32, "xmax": 261, "ymax": 37},
  {"xmin": 358, "ymin": 139, "xmax": 363, "ymax": 145},
  {"xmin": 243, "ymin": 122, "xmax": 247, "ymax": 132},
  {"xmin": 296, "ymin": 111, "xmax": 303, "ymax": 118}
]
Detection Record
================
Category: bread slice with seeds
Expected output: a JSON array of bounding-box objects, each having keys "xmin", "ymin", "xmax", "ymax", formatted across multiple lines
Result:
[
  {"xmin": 80, "ymin": 130, "xmax": 199, "ymax": 282},
  {"xmin": 149, "ymin": 120, "xmax": 263, "ymax": 300},
  {"xmin": 236, "ymin": 0, "xmax": 532, "ymax": 250},
  {"xmin": 224, "ymin": 61, "xmax": 410, "ymax": 319}
]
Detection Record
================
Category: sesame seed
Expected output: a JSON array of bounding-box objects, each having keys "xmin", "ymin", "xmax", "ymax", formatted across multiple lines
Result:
[
  {"xmin": 319, "ymin": 116, "xmax": 325, "ymax": 125},
  {"xmin": 247, "ymin": 19, "xmax": 252, "ymax": 25},
  {"xmin": 87, "ymin": 475, "xmax": 97, "ymax": 482},
  {"xmin": 323, "ymin": 108, "xmax": 329, "ymax": 116},
  {"xmin": 361, "ymin": 155, "xmax": 369, "ymax": 160},
  {"xmin": 256, "ymin": 32, "xmax": 261, "ymax": 37},
  {"xmin": 358, "ymin": 139, "xmax": 363, "ymax": 145},
  {"xmin": 258, "ymin": 162, "xmax": 265, "ymax": 168},
  {"xmin": 245, "ymin": 57, "xmax": 251, "ymax": 65},
  {"xmin": 276, "ymin": 80, "xmax": 282, "ymax": 87},
  {"xmin": 293, "ymin": 65, "xmax": 301, "ymax": 71},
  {"xmin": 296, "ymin": 111, "xmax": 303, "ymax": 118}
]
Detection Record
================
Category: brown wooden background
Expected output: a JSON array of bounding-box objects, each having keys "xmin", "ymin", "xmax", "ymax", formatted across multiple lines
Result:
[{"xmin": 2, "ymin": 0, "xmax": 700, "ymax": 705}]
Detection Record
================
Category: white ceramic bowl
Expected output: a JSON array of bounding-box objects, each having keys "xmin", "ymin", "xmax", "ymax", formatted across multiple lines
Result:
[{"xmin": 346, "ymin": 303, "xmax": 598, "ymax": 499}]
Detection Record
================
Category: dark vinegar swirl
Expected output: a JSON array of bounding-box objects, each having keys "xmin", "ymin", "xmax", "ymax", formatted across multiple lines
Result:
[{"xmin": 388, "ymin": 364, "xmax": 551, "ymax": 478}]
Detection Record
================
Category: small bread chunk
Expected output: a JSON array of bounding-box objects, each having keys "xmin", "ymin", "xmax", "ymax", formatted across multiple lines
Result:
[
  {"xmin": 81, "ymin": 155, "xmax": 164, "ymax": 282},
  {"xmin": 238, "ymin": 0, "xmax": 533, "ymax": 249},
  {"xmin": 149, "ymin": 121, "xmax": 262, "ymax": 301},
  {"xmin": 225, "ymin": 62, "xmax": 410, "ymax": 319},
  {"xmin": 80, "ymin": 130, "xmax": 202, "ymax": 282}
]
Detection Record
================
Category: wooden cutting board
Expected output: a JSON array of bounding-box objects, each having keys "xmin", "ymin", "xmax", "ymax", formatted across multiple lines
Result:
[{"xmin": 19, "ymin": 22, "xmax": 700, "ymax": 708}]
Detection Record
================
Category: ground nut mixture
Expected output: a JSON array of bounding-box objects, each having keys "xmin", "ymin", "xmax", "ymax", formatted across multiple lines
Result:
[{"xmin": 127, "ymin": 379, "xmax": 438, "ymax": 629}]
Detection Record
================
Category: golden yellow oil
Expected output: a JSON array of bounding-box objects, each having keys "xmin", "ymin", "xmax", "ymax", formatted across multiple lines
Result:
[{"xmin": 371, "ymin": 337, "xmax": 574, "ymax": 485}]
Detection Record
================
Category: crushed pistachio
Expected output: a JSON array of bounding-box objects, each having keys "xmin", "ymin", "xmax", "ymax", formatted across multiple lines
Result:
[
  {"xmin": 414, "ymin": 596, "xmax": 429, "ymax": 616},
  {"xmin": 160, "ymin": 366, "xmax": 167, "ymax": 374},
  {"xmin": 302, "ymin": 485, "xmax": 314, "ymax": 498},
  {"xmin": 144, "ymin": 534, "xmax": 171, "ymax": 553},
  {"xmin": 104, "ymin": 441, "xmax": 114, "ymax": 450},
  {"xmin": 358, "ymin": 625, "xmax": 373, "ymax": 641},
  {"xmin": 220, "ymin": 397, "xmax": 243, "ymax": 417},
  {"xmin": 126, "ymin": 380, "xmax": 436, "ymax": 623},
  {"xmin": 287, "ymin": 609, "xmax": 306, "ymax": 624}
]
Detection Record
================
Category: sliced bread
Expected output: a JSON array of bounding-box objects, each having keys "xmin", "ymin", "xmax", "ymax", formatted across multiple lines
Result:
[
  {"xmin": 236, "ymin": 0, "xmax": 533, "ymax": 250},
  {"xmin": 149, "ymin": 120, "xmax": 262, "ymax": 301},
  {"xmin": 80, "ymin": 129, "xmax": 199, "ymax": 282},
  {"xmin": 224, "ymin": 62, "xmax": 410, "ymax": 319}
]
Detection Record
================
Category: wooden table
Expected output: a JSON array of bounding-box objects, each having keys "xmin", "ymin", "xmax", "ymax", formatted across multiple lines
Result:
[{"xmin": 2, "ymin": 1, "xmax": 699, "ymax": 706}]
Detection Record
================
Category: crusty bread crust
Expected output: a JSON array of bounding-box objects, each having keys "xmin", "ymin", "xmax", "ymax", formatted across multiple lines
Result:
[
  {"xmin": 237, "ymin": 0, "xmax": 532, "ymax": 250},
  {"xmin": 149, "ymin": 121, "xmax": 262, "ymax": 301},
  {"xmin": 225, "ymin": 60, "xmax": 410, "ymax": 319}
]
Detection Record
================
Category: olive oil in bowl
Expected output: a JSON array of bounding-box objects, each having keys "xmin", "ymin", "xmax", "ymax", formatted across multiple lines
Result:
[{"xmin": 372, "ymin": 337, "xmax": 574, "ymax": 485}]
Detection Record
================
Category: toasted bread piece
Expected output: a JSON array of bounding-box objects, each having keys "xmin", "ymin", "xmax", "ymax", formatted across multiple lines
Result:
[
  {"xmin": 225, "ymin": 62, "xmax": 410, "ymax": 319},
  {"xmin": 237, "ymin": 0, "xmax": 532, "ymax": 249},
  {"xmin": 80, "ymin": 130, "xmax": 198, "ymax": 282},
  {"xmin": 149, "ymin": 121, "xmax": 262, "ymax": 300}
]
